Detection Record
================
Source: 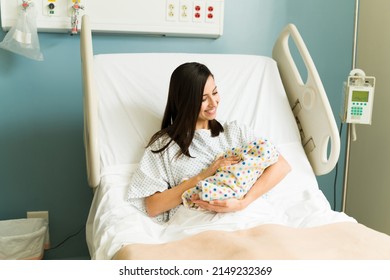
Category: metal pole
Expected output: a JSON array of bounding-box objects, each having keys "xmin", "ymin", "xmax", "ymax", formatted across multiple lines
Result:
[{"xmin": 342, "ymin": 0, "xmax": 360, "ymax": 212}]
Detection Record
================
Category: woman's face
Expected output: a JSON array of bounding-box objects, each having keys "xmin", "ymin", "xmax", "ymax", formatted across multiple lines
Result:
[{"xmin": 196, "ymin": 75, "xmax": 220, "ymax": 129}]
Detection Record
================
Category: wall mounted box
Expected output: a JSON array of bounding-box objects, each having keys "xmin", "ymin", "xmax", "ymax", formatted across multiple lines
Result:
[{"xmin": 1, "ymin": 0, "xmax": 224, "ymax": 38}]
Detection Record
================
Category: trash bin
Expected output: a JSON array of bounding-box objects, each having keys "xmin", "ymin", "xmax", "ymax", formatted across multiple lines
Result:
[{"xmin": 0, "ymin": 218, "xmax": 48, "ymax": 260}]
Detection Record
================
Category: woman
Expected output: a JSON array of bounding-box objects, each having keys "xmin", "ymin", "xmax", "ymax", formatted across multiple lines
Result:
[{"xmin": 127, "ymin": 62, "xmax": 291, "ymax": 223}]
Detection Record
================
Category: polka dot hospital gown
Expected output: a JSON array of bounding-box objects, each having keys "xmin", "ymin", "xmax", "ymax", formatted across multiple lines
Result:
[{"xmin": 127, "ymin": 121, "xmax": 279, "ymax": 223}]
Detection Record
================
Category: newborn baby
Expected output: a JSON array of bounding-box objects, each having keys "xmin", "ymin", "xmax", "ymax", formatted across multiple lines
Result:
[{"xmin": 182, "ymin": 138, "xmax": 279, "ymax": 209}]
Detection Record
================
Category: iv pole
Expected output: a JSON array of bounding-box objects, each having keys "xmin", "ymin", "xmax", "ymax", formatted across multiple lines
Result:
[{"xmin": 342, "ymin": 0, "xmax": 360, "ymax": 212}]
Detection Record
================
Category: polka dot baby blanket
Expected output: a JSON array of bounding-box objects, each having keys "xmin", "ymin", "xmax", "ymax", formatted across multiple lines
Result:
[{"xmin": 182, "ymin": 138, "xmax": 279, "ymax": 208}]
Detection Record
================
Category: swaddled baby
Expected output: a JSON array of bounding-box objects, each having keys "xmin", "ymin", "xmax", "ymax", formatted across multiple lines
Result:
[{"xmin": 182, "ymin": 138, "xmax": 279, "ymax": 209}]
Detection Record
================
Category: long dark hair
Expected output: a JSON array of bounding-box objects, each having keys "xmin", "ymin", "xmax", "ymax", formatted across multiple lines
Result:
[{"xmin": 147, "ymin": 62, "xmax": 224, "ymax": 157}]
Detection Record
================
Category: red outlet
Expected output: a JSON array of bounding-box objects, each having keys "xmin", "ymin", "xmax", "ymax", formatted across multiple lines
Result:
[
  {"xmin": 192, "ymin": 2, "xmax": 204, "ymax": 22},
  {"xmin": 205, "ymin": 4, "xmax": 216, "ymax": 23}
]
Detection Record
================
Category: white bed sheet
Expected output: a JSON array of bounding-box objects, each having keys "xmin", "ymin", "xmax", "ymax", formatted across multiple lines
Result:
[{"xmin": 85, "ymin": 53, "xmax": 354, "ymax": 259}]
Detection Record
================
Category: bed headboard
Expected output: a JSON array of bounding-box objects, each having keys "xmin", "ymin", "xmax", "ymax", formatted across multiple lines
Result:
[{"xmin": 80, "ymin": 15, "xmax": 340, "ymax": 188}]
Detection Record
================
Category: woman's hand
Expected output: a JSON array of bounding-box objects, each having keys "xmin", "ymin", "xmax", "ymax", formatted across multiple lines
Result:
[
  {"xmin": 191, "ymin": 194, "xmax": 247, "ymax": 213},
  {"xmin": 199, "ymin": 156, "xmax": 241, "ymax": 180}
]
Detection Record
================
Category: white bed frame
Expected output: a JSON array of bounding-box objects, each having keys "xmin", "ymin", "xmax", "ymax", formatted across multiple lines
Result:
[{"xmin": 80, "ymin": 15, "xmax": 340, "ymax": 188}]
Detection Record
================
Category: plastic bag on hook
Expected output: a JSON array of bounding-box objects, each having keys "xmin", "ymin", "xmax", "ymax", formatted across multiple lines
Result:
[{"xmin": 0, "ymin": 1, "xmax": 44, "ymax": 61}]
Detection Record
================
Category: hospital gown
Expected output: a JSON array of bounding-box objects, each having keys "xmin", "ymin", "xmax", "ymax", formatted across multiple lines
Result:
[{"xmin": 127, "ymin": 120, "xmax": 279, "ymax": 223}]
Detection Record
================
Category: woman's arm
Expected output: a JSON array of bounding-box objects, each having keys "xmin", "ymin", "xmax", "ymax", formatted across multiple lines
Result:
[
  {"xmin": 145, "ymin": 175, "xmax": 201, "ymax": 217},
  {"xmin": 145, "ymin": 155, "xmax": 241, "ymax": 217},
  {"xmin": 193, "ymin": 154, "xmax": 291, "ymax": 212}
]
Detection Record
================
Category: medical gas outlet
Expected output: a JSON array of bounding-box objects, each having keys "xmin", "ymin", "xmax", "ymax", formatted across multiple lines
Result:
[
  {"xmin": 168, "ymin": 0, "xmax": 219, "ymax": 23},
  {"xmin": 48, "ymin": 2, "xmax": 55, "ymax": 15},
  {"xmin": 43, "ymin": 0, "xmax": 67, "ymax": 17}
]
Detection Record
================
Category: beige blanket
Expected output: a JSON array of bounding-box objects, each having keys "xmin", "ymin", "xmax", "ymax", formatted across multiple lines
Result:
[{"xmin": 113, "ymin": 222, "xmax": 390, "ymax": 260}]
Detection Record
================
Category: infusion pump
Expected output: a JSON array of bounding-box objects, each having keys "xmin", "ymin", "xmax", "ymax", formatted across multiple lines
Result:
[{"xmin": 342, "ymin": 69, "xmax": 375, "ymax": 125}]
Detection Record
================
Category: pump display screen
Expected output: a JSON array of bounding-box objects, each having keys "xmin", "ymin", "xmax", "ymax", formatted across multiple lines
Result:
[{"xmin": 352, "ymin": 90, "xmax": 369, "ymax": 102}]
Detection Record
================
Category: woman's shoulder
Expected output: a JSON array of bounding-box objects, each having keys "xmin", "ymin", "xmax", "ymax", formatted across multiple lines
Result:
[{"xmin": 146, "ymin": 132, "xmax": 173, "ymax": 152}]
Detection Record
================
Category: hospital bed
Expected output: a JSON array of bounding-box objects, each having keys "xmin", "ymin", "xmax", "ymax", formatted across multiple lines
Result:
[{"xmin": 80, "ymin": 15, "xmax": 390, "ymax": 259}]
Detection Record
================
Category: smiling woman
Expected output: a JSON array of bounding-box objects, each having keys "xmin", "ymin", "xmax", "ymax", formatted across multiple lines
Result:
[{"xmin": 126, "ymin": 61, "xmax": 291, "ymax": 223}]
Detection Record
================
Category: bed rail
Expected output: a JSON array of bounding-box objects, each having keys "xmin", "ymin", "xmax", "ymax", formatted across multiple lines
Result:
[
  {"xmin": 272, "ymin": 24, "xmax": 340, "ymax": 176},
  {"xmin": 81, "ymin": 15, "xmax": 100, "ymax": 188}
]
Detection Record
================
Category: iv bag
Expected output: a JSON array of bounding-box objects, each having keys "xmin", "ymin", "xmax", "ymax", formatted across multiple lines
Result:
[{"xmin": 0, "ymin": 3, "xmax": 44, "ymax": 61}]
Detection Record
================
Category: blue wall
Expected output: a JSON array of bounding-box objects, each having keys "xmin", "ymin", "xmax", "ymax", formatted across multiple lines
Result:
[{"xmin": 0, "ymin": 0, "xmax": 355, "ymax": 259}]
